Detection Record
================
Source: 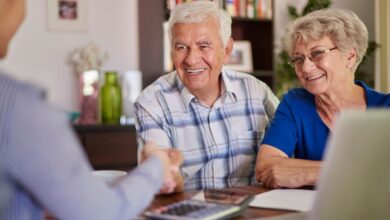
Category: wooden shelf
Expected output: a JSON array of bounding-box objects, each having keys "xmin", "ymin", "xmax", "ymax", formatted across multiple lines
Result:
[{"xmin": 73, "ymin": 124, "xmax": 137, "ymax": 171}]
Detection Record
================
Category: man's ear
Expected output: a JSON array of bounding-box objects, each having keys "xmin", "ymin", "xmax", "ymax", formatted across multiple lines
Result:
[{"xmin": 223, "ymin": 37, "xmax": 234, "ymax": 64}]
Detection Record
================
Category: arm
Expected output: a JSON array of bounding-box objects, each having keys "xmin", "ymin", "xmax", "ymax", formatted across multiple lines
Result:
[
  {"xmin": 255, "ymin": 144, "xmax": 321, "ymax": 188},
  {"xmin": 135, "ymin": 99, "xmax": 185, "ymax": 193},
  {"xmin": 8, "ymin": 89, "xmax": 165, "ymax": 220}
]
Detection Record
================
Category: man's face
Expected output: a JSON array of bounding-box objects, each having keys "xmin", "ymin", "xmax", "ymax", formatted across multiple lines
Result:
[{"xmin": 171, "ymin": 21, "xmax": 232, "ymax": 97}]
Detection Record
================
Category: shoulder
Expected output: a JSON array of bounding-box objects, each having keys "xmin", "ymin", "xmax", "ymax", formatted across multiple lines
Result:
[
  {"xmin": 0, "ymin": 72, "xmax": 44, "ymax": 106},
  {"xmin": 282, "ymin": 88, "xmax": 313, "ymax": 102},
  {"xmin": 141, "ymin": 72, "xmax": 177, "ymax": 94},
  {"xmin": 137, "ymin": 72, "xmax": 178, "ymax": 101},
  {"xmin": 357, "ymin": 81, "xmax": 390, "ymax": 106},
  {"xmin": 223, "ymin": 68, "xmax": 268, "ymax": 87},
  {"xmin": 279, "ymin": 88, "xmax": 315, "ymax": 111},
  {"xmin": 222, "ymin": 69, "xmax": 275, "ymax": 97}
]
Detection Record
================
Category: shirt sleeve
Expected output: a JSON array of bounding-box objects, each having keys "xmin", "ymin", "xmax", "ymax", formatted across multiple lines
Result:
[
  {"xmin": 261, "ymin": 95, "xmax": 298, "ymax": 157},
  {"xmin": 6, "ymin": 87, "xmax": 163, "ymax": 220},
  {"xmin": 262, "ymin": 83, "xmax": 280, "ymax": 124},
  {"xmin": 134, "ymin": 96, "xmax": 174, "ymax": 158}
]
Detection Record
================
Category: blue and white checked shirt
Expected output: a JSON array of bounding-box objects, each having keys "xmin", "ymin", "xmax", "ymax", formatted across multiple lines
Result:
[{"xmin": 135, "ymin": 69, "xmax": 279, "ymax": 190}]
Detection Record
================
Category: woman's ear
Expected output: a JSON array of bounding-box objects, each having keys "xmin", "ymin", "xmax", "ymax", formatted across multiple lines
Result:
[
  {"xmin": 346, "ymin": 48, "xmax": 357, "ymax": 69},
  {"xmin": 223, "ymin": 38, "xmax": 234, "ymax": 64}
]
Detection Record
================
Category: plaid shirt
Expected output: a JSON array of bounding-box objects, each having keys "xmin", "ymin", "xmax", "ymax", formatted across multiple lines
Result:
[{"xmin": 135, "ymin": 69, "xmax": 279, "ymax": 190}]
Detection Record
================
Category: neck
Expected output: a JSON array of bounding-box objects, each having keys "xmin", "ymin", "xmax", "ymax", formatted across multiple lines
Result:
[
  {"xmin": 315, "ymin": 82, "xmax": 366, "ymax": 128},
  {"xmin": 195, "ymin": 78, "xmax": 222, "ymax": 108}
]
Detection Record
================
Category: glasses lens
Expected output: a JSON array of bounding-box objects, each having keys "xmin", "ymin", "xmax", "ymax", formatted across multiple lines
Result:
[
  {"xmin": 289, "ymin": 56, "xmax": 304, "ymax": 66},
  {"xmin": 310, "ymin": 50, "xmax": 326, "ymax": 62}
]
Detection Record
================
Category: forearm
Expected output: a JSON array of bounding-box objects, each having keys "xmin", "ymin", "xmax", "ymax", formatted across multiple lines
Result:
[
  {"xmin": 256, "ymin": 145, "xmax": 322, "ymax": 188},
  {"xmin": 270, "ymin": 157, "xmax": 320, "ymax": 182}
]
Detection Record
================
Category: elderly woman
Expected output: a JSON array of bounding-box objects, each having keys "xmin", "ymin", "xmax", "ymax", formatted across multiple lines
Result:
[{"xmin": 255, "ymin": 8, "xmax": 390, "ymax": 189}]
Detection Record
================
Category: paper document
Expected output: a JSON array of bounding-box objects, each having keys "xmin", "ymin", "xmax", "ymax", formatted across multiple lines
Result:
[{"xmin": 249, "ymin": 189, "xmax": 317, "ymax": 212}]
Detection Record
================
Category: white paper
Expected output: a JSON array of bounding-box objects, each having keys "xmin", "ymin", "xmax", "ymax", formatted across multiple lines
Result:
[
  {"xmin": 249, "ymin": 189, "xmax": 317, "ymax": 212},
  {"xmin": 191, "ymin": 191, "xmax": 206, "ymax": 201}
]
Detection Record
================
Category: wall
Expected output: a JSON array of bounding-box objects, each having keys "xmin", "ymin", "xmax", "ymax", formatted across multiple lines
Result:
[
  {"xmin": 0, "ymin": 0, "xmax": 139, "ymax": 111},
  {"xmin": 0, "ymin": 0, "xmax": 376, "ymax": 111},
  {"xmin": 375, "ymin": 0, "xmax": 390, "ymax": 92}
]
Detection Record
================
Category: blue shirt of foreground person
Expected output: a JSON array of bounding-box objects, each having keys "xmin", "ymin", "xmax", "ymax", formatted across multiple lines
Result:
[
  {"xmin": 135, "ymin": 1, "xmax": 279, "ymax": 191},
  {"xmin": 255, "ymin": 8, "xmax": 390, "ymax": 189},
  {"xmin": 0, "ymin": 0, "xmax": 179, "ymax": 219}
]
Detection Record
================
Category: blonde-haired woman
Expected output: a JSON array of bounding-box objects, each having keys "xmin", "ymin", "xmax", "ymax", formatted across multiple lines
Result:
[{"xmin": 256, "ymin": 8, "xmax": 390, "ymax": 189}]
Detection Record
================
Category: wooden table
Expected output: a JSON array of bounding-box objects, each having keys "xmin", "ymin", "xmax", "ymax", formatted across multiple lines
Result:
[{"xmin": 143, "ymin": 185, "xmax": 296, "ymax": 219}]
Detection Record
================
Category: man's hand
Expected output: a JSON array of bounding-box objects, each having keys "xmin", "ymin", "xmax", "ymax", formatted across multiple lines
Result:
[
  {"xmin": 167, "ymin": 149, "xmax": 184, "ymax": 193},
  {"xmin": 141, "ymin": 142, "xmax": 184, "ymax": 194}
]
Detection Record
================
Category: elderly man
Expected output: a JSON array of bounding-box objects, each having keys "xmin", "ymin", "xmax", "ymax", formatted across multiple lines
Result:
[{"xmin": 135, "ymin": 1, "xmax": 279, "ymax": 191}]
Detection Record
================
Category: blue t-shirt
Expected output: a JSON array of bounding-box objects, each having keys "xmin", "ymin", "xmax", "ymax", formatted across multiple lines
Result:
[{"xmin": 262, "ymin": 81, "xmax": 390, "ymax": 160}]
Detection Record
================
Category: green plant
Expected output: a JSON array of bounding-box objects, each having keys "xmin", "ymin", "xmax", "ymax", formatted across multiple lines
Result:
[{"xmin": 275, "ymin": 0, "xmax": 378, "ymax": 98}]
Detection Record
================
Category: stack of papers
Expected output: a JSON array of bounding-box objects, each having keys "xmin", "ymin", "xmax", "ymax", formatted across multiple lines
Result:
[{"xmin": 249, "ymin": 189, "xmax": 317, "ymax": 212}]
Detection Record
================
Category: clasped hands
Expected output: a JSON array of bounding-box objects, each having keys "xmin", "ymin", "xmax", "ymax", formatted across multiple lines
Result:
[{"xmin": 141, "ymin": 142, "xmax": 184, "ymax": 194}]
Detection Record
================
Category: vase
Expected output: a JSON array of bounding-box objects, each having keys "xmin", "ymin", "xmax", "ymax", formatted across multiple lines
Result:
[
  {"xmin": 120, "ymin": 70, "xmax": 142, "ymax": 124},
  {"xmin": 101, "ymin": 71, "xmax": 122, "ymax": 124},
  {"xmin": 77, "ymin": 69, "xmax": 100, "ymax": 124}
]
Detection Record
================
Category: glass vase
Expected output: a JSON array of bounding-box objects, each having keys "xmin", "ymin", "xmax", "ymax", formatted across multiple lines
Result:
[{"xmin": 101, "ymin": 71, "xmax": 122, "ymax": 124}]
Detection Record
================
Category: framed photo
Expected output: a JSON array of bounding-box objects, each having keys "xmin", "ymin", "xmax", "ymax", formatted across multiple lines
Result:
[
  {"xmin": 47, "ymin": 0, "xmax": 88, "ymax": 31},
  {"xmin": 225, "ymin": 41, "xmax": 253, "ymax": 72}
]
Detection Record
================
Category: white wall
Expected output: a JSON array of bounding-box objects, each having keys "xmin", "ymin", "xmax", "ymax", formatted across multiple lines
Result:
[{"xmin": 0, "ymin": 0, "xmax": 139, "ymax": 111}]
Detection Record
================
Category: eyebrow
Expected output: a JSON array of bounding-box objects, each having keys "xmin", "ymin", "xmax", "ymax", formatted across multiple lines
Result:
[{"xmin": 293, "ymin": 46, "xmax": 330, "ymax": 55}]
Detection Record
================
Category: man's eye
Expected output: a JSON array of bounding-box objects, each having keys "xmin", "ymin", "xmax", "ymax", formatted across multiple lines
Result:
[
  {"xmin": 175, "ymin": 45, "xmax": 187, "ymax": 50},
  {"xmin": 199, "ymin": 44, "xmax": 210, "ymax": 49}
]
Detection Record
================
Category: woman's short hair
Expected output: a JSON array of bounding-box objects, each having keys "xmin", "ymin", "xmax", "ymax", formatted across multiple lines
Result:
[
  {"xmin": 283, "ymin": 8, "xmax": 368, "ymax": 71},
  {"xmin": 167, "ymin": 1, "xmax": 232, "ymax": 47}
]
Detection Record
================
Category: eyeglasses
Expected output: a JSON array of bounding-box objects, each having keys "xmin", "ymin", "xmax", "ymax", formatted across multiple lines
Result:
[{"xmin": 288, "ymin": 47, "xmax": 338, "ymax": 67}]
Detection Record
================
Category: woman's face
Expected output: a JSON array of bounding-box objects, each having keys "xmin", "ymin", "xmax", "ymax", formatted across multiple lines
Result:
[{"xmin": 291, "ymin": 36, "xmax": 356, "ymax": 95}]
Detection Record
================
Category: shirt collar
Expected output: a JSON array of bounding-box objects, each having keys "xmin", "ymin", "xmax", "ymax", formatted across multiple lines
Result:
[{"xmin": 176, "ymin": 68, "xmax": 238, "ymax": 112}]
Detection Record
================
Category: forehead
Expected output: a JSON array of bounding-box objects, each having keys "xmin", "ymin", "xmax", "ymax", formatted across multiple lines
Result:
[
  {"xmin": 293, "ymin": 36, "xmax": 334, "ymax": 52},
  {"xmin": 172, "ymin": 21, "xmax": 220, "ymax": 42}
]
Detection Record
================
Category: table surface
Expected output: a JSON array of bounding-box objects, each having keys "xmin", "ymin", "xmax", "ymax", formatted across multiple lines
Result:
[{"xmin": 142, "ymin": 185, "xmax": 297, "ymax": 219}]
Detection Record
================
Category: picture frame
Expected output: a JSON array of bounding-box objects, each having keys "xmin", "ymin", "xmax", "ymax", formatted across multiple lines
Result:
[
  {"xmin": 47, "ymin": 0, "xmax": 88, "ymax": 31},
  {"xmin": 225, "ymin": 41, "xmax": 253, "ymax": 72}
]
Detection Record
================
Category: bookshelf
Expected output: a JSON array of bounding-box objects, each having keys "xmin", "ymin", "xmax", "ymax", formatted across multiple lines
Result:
[{"xmin": 138, "ymin": 0, "xmax": 274, "ymax": 89}]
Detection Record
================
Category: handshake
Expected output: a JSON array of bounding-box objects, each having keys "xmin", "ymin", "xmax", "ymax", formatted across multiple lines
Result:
[{"xmin": 141, "ymin": 142, "xmax": 184, "ymax": 194}]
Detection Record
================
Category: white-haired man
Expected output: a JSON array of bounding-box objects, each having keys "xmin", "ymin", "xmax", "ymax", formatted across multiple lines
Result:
[{"xmin": 135, "ymin": 1, "xmax": 279, "ymax": 191}]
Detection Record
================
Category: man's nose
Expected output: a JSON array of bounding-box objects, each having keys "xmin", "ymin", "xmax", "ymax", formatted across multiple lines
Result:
[{"xmin": 184, "ymin": 48, "xmax": 201, "ymax": 65}]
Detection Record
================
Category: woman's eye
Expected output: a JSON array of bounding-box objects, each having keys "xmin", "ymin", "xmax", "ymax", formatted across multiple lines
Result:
[{"xmin": 310, "ymin": 50, "xmax": 324, "ymax": 59}]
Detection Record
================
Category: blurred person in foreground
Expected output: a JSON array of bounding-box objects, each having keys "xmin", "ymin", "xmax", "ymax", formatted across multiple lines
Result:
[
  {"xmin": 0, "ymin": 0, "xmax": 179, "ymax": 219},
  {"xmin": 135, "ymin": 1, "xmax": 279, "ymax": 191},
  {"xmin": 256, "ymin": 8, "xmax": 390, "ymax": 189}
]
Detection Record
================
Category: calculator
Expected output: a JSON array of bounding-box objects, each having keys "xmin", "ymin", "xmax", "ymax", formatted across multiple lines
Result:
[{"xmin": 144, "ymin": 189, "xmax": 254, "ymax": 220}]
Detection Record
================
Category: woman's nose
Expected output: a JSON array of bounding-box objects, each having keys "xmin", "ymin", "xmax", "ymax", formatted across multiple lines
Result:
[{"xmin": 301, "ymin": 57, "xmax": 316, "ymax": 73}]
